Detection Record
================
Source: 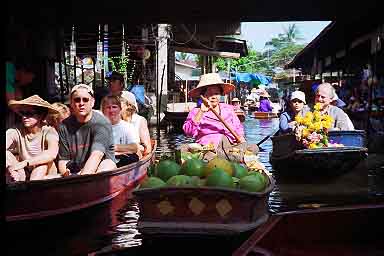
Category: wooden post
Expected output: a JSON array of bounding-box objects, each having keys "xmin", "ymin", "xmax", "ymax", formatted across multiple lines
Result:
[{"xmin": 184, "ymin": 80, "xmax": 189, "ymax": 111}]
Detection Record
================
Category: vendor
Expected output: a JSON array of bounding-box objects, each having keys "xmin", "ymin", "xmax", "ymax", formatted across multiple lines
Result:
[
  {"xmin": 183, "ymin": 73, "xmax": 246, "ymax": 149},
  {"xmin": 231, "ymin": 97, "xmax": 241, "ymax": 111}
]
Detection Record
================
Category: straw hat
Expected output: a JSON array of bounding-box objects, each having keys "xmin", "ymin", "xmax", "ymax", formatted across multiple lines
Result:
[
  {"xmin": 231, "ymin": 97, "xmax": 240, "ymax": 102},
  {"xmin": 188, "ymin": 73, "xmax": 235, "ymax": 98},
  {"xmin": 8, "ymin": 95, "xmax": 59, "ymax": 114},
  {"xmin": 259, "ymin": 90, "xmax": 271, "ymax": 98},
  {"xmin": 251, "ymin": 88, "xmax": 257, "ymax": 93}
]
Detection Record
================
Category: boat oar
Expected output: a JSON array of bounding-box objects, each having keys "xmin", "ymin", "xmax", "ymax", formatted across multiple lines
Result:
[
  {"xmin": 200, "ymin": 95, "xmax": 242, "ymax": 143},
  {"xmin": 256, "ymin": 129, "xmax": 279, "ymax": 146}
]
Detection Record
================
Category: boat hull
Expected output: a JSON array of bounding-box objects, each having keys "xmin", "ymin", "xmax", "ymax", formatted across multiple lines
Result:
[
  {"xmin": 270, "ymin": 131, "xmax": 368, "ymax": 176},
  {"xmin": 133, "ymin": 173, "xmax": 275, "ymax": 235},
  {"xmin": 163, "ymin": 111, "xmax": 189, "ymax": 124},
  {"xmin": 236, "ymin": 111, "xmax": 246, "ymax": 122},
  {"xmin": 6, "ymin": 142, "xmax": 156, "ymax": 222},
  {"xmin": 233, "ymin": 204, "xmax": 384, "ymax": 256},
  {"xmin": 253, "ymin": 112, "xmax": 279, "ymax": 119}
]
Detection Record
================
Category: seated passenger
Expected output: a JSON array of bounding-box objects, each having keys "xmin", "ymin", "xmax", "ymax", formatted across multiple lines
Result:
[
  {"xmin": 231, "ymin": 97, "xmax": 241, "ymax": 111},
  {"xmin": 315, "ymin": 83, "xmax": 354, "ymax": 130},
  {"xmin": 279, "ymin": 91, "xmax": 310, "ymax": 134},
  {"xmin": 101, "ymin": 95, "xmax": 139, "ymax": 166},
  {"xmin": 120, "ymin": 93, "xmax": 152, "ymax": 156},
  {"xmin": 258, "ymin": 91, "xmax": 273, "ymax": 112},
  {"xmin": 58, "ymin": 84, "xmax": 117, "ymax": 176},
  {"xmin": 45, "ymin": 102, "xmax": 71, "ymax": 131},
  {"xmin": 6, "ymin": 95, "xmax": 60, "ymax": 182}
]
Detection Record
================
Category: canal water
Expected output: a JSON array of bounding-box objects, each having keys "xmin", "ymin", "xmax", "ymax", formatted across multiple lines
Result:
[{"xmin": 6, "ymin": 114, "xmax": 384, "ymax": 255}]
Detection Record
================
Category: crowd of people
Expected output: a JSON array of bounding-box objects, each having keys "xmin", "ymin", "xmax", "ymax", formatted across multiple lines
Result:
[{"xmin": 6, "ymin": 71, "xmax": 151, "ymax": 183}]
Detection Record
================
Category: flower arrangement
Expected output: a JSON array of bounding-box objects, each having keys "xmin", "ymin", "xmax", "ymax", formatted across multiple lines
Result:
[{"xmin": 294, "ymin": 103, "xmax": 334, "ymax": 149}]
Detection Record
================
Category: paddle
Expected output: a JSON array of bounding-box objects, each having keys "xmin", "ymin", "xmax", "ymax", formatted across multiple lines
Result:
[
  {"xmin": 256, "ymin": 128, "xmax": 279, "ymax": 146},
  {"xmin": 200, "ymin": 95, "xmax": 242, "ymax": 143}
]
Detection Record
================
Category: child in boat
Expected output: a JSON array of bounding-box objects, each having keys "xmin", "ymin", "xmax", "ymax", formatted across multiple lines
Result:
[
  {"xmin": 279, "ymin": 91, "xmax": 310, "ymax": 134},
  {"xmin": 45, "ymin": 102, "xmax": 71, "ymax": 131},
  {"xmin": 101, "ymin": 95, "xmax": 140, "ymax": 166},
  {"xmin": 6, "ymin": 95, "xmax": 60, "ymax": 182}
]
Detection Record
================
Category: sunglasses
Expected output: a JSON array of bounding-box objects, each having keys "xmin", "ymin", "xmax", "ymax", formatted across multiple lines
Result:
[
  {"xmin": 73, "ymin": 97, "xmax": 91, "ymax": 103},
  {"xmin": 291, "ymin": 99, "xmax": 304, "ymax": 103},
  {"xmin": 18, "ymin": 111, "xmax": 40, "ymax": 117}
]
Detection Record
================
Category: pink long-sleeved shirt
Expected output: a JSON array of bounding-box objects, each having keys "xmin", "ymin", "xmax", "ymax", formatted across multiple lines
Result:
[{"xmin": 183, "ymin": 103, "xmax": 244, "ymax": 147}]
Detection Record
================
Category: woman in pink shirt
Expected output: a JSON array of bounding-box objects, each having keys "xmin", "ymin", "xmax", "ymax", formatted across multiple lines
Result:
[{"xmin": 183, "ymin": 73, "xmax": 246, "ymax": 148}]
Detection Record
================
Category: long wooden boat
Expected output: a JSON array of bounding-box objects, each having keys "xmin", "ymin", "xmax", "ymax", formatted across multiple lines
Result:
[
  {"xmin": 133, "ymin": 172, "xmax": 275, "ymax": 236},
  {"xmin": 253, "ymin": 111, "xmax": 279, "ymax": 119},
  {"xmin": 5, "ymin": 141, "xmax": 157, "ymax": 222},
  {"xmin": 233, "ymin": 203, "xmax": 384, "ymax": 256},
  {"xmin": 270, "ymin": 130, "xmax": 368, "ymax": 176}
]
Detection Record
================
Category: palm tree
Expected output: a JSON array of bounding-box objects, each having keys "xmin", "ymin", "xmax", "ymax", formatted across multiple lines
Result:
[{"xmin": 283, "ymin": 24, "xmax": 303, "ymax": 44}]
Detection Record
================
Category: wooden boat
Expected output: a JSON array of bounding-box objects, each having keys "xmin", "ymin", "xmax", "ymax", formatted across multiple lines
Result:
[
  {"xmin": 5, "ymin": 141, "xmax": 157, "ymax": 222},
  {"xmin": 163, "ymin": 111, "xmax": 189, "ymax": 124},
  {"xmin": 270, "ymin": 130, "xmax": 368, "ymax": 176},
  {"xmin": 253, "ymin": 111, "xmax": 279, "ymax": 119},
  {"xmin": 236, "ymin": 110, "xmax": 246, "ymax": 122},
  {"xmin": 133, "ymin": 172, "xmax": 275, "ymax": 236},
  {"xmin": 233, "ymin": 203, "xmax": 384, "ymax": 256}
]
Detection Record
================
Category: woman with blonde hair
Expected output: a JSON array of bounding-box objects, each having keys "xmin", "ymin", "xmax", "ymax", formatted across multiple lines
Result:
[
  {"xmin": 46, "ymin": 102, "xmax": 71, "ymax": 130},
  {"xmin": 120, "ymin": 94, "xmax": 152, "ymax": 156}
]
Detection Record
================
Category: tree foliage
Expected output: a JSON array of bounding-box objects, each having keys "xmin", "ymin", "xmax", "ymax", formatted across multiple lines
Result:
[{"xmin": 213, "ymin": 23, "xmax": 305, "ymax": 78}]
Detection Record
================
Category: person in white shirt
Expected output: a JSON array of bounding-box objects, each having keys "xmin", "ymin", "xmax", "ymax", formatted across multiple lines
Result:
[{"xmin": 101, "ymin": 95, "xmax": 140, "ymax": 167}]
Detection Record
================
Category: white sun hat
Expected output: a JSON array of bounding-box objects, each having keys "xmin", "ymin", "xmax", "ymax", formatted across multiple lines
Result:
[{"xmin": 290, "ymin": 90, "xmax": 306, "ymax": 104}]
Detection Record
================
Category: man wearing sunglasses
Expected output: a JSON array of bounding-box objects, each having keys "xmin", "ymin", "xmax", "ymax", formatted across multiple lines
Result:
[{"xmin": 58, "ymin": 84, "xmax": 116, "ymax": 176}]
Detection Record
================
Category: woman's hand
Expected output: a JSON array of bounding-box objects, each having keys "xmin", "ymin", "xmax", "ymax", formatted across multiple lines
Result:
[
  {"xmin": 8, "ymin": 160, "xmax": 28, "ymax": 172},
  {"xmin": 200, "ymin": 100, "xmax": 211, "ymax": 112}
]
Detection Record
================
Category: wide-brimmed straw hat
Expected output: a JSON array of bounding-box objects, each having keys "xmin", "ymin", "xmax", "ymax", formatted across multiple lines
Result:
[
  {"xmin": 8, "ymin": 95, "xmax": 59, "ymax": 114},
  {"xmin": 231, "ymin": 97, "xmax": 240, "ymax": 102},
  {"xmin": 259, "ymin": 90, "xmax": 271, "ymax": 98},
  {"xmin": 188, "ymin": 73, "xmax": 235, "ymax": 98}
]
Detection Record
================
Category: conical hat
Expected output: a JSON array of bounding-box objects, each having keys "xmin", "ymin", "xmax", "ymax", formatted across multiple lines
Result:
[
  {"xmin": 8, "ymin": 95, "xmax": 59, "ymax": 114},
  {"xmin": 188, "ymin": 73, "xmax": 235, "ymax": 98}
]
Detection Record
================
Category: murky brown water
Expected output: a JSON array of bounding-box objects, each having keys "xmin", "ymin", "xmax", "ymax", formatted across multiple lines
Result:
[{"xmin": 6, "ymin": 114, "xmax": 384, "ymax": 255}]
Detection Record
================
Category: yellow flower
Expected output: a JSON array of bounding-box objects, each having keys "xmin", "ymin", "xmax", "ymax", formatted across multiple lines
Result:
[
  {"xmin": 295, "ymin": 115, "xmax": 303, "ymax": 124},
  {"xmin": 304, "ymin": 112, "xmax": 313, "ymax": 121},
  {"xmin": 313, "ymin": 122, "xmax": 322, "ymax": 131},
  {"xmin": 302, "ymin": 128, "xmax": 310, "ymax": 137},
  {"xmin": 313, "ymin": 111, "xmax": 321, "ymax": 121},
  {"xmin": 309, "ymin": 143, "xmax": 318, "ymax": 149},
  {"xmin": 314, "ymin": 103, "xmax": 322, "ymax": 111}
]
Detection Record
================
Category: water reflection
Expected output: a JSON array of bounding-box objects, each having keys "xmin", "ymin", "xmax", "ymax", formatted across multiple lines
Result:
[{"xmin": 96, "ymin": 113, "xmax": 383, "ymax": 254}]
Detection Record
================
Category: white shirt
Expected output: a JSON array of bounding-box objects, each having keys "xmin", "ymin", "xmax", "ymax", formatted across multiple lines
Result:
[{"xmin": 112, "ymin": 120, "xmax": 136, "ymax": 145}]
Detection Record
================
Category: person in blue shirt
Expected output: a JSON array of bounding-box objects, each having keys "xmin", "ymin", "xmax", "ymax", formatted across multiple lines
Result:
[{"xmin": 279, "ymin": 91, "xmax": 310, "ymax": 134}]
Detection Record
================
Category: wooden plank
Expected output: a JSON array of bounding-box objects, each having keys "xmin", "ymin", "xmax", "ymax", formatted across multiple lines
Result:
[{"xmin": 175, "ymin": 46, "xmax": 240, "ymax": 58}]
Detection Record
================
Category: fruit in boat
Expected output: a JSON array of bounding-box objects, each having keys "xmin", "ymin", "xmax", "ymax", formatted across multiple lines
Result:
[
  {"xmin": 157, "ymin": 159, "xmax": 181, "ymax": 181},
  {"xmin": 232, "ymin": 162, "xmax": 248, "ymax": 179},
  {"xmin": 205, "ymin": 168, "xmax": 234, "ymax": 188},
  {"xmin": 181, "ymin": 158, "xmax": 206, "ymax": 177},
  {"xmin": 248, "ymin": 170, "xmax": 268, "ymax": 185},
  {"xmin": 166, "ymin": 175, "xmax": 192, "ymax": 186},
  {"xmin": 189, "ymin": 176, "xmax": 204, "ymax": 186},
  {"xmin": 239, "ymin": 173, "xmax": 267, "ymax": 192},
  {"xmin": 140, "ymin": 177, "xmax": 166, "ymax": 189},
  {"xmin": 204, "ymin": 157, "xmax": 233, "ymax": 177}
]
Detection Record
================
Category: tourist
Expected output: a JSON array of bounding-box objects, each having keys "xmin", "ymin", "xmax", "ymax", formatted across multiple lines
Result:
[
  {"xmin": 279, "ymin": 91, "xmax": 310, "ymax": 134},
  {"xmin": 58, "ymin": 84, "xmax": 116, "ymax": 176},
  {"xmin": 315, "ymin": 83, "xmax": 354, "ymax": 130},
  {"xmin": 45, "ymin": 102, "xmax": 71, "ymax": 131},
  {"xmin": 6, "ymin": 95, "xmax": 60, "ymax": 182},
  {"xmin": 101, "ymin": 95, "xmax": 140, "ymax": 166},
  {"xmin": 120, "ymin": 92, "xmax": 152, "ymax": 156}
]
